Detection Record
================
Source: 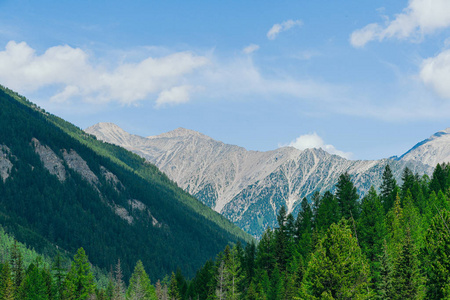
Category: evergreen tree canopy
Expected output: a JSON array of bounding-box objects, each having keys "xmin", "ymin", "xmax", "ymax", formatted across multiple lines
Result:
[
  {"xmin": 302, "ymin": 219, "xmax": 372, "ymax": 300},
  {"xmin": 335, "ymin": 172, "xmax": 359, "ymax": 220}
]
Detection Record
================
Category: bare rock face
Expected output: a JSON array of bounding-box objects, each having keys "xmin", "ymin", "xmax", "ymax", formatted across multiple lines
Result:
[
  {"xmin": 31, "ymin": 138, "xmax": 66, "ymax": 182},
  {"xmin": 0, "ymin": 145, "xmax": 13, "ymax": 183},
  {"xmin": 62, "ymin": 149, "xmax": 99, "ymax": 185},
  {"xmin": 114, "ymin": 205, "xmax": 134, "ymax": 224},
  {"xmin": 128, "ymin": 199, "xmax": 162, "ymax": 227},
  {"xmin": 398, "ymin": 128, "xmax": 450, "ymax": 166},
  {"xmin": 100, "ymin": 166, "xmax": 124, "ymax": 192}
]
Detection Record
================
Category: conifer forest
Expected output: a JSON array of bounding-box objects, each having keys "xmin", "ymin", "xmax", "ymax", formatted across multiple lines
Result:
[{"xmin": 2, "ymin": 163, "xmax": 450, "ymax": 299}]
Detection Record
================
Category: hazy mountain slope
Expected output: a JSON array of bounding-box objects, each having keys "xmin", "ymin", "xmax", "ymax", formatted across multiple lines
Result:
[
  {"xmin": 86, "ymin": 122, "xmax": 433, "ymax": 236},
  {"xmin": 0, "ymin": 85, "xmax": 251, "ymax": 281},
  {"xmin": 399, "ymin": 128, "xmax": 450, "ymax": 166}
]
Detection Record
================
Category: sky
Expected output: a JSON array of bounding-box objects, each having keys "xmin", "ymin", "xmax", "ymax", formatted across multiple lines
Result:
[{"xmin": 1, "ymin": 0, "xmax": 450, "ymax": 160}]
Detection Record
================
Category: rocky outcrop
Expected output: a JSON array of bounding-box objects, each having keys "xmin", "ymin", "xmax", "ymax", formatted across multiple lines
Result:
[
  {"xmin": 100, "ymin": 166, "xmax": 124, "ymax": 192},
  {"xmin": 32, "ymin": 138, "xmax": 66, "ymax": 182},
  {"xmin": 114, "ymin": 205, "xmax": 134, "ymax": 224},
  {"xmin": 0, "ymin": 145, "xmax": 13, "ymax": 183},
  {"xmin": 128, "ymin": 199, "xmax": 161, "ymax": 227},
  {"xmin": 62, "ymin": 149, "xmax": 99, "ymax": 185}
]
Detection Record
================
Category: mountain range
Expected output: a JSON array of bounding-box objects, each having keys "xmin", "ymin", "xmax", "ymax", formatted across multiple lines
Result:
[{"xmin": 85, "ymin": 123, "xmax": 449, "ymax": 237}]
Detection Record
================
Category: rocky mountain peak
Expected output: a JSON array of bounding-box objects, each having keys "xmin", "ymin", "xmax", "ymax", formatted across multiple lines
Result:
[
  {"xmin": 399, "ymin": 128, "xmax": 450, "ymax": 166},
  {"xmin": 148, "ymin": 127, "xmax": 211, "ymax": 140}
]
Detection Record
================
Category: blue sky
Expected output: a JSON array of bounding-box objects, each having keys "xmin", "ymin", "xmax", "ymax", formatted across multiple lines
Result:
[{"xmin": 1, "ymin": 0, "xmax": 450, "ymax": 160}]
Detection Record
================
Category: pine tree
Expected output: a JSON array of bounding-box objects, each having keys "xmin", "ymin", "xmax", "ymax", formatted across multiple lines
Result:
[
  {"xmin": 225, "ymin": 245, "xmax": 244, "ymax": 300},
  {"xmin": 425, "ymin": 209, "xmax": 450, "ymax": 299},
  {"xmin": 268, "ymin": 265, "xmax": 283, "ymax": 300},
  {"xmin": 335, "ymin": 172, "xmax": 360, "ymax": 220},
  {"xmin": 430, "ymin": 163, "xmax": 447, "ymax": 194},
  {"xmin": 302, "ymin": 219, "xmax": 372, "ymax": 299},
  {"xmin": 243, "ymin": 242, "xmax": 256, "ymax": 288},
  {"xmin": 215, "ymin": 260, "xmax": 226, "ymax": 300},
  {"xmin": 377, "ymin": 240, "xmax": 393, "ymax": 300},
  {"xmin": 314, "ymin": 191, "xmax": 339, "ymax": 233},
  {"xmin": 386, "ymin": 193, "xmax": 404, "ymax": 260},
  {"xmin": 52, "ymin": 253, "xmax": 66, "ymax": 300},
  {"xmin": 9, "ymin": 241, "xmax": 24, "ymax": 296},
  {"xmin": 380, "ymin": 164, "xmax": 397, "ymax": 213},
  {"xmin": 357, "ymin": 186, "xmax": 387, "ymax": 290},
  {"xmin": 0, "ymin": 262, "xmax": 15, "ymax": 300},
  {"xmin": 391, "ymin": 228, "xmax": 424, "ymax": 299},
  {"xmin": 358, "ymin": 186, "xmax": 386, "ymax": 262},
  {"xmin": 18, "ymin": 263, "xmax": 49, "ymax": 300},
  {"xmin": 295, "ymin": 197, "xmax": 313, "ymax": 258},
  {"xmin": 63, "ymin": 247, "xmax": 95, "ymax": 300},
  {"xmin": 168, "ymin": 272, "xmax": 180, "ymax": 300},
  {"xmin": 274, "ymin": 206, "xmax": 290, "ymax": 272},
  {"xmin": 127, "ymin": 260, "xmax": 157, "ymax": 300},
  {"xmin": 112, "ymin": 259, "xmax": 126, "ymax": 300},
  {"xmin": 256, "ymin": 228, "xmax": 275, "ymax": 274},
  {"xmin": 401, "ymin": 167, "xmax": 415, "ymax": 199}
]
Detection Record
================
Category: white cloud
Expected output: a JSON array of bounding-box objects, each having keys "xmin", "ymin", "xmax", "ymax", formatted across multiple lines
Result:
[
  {"xmin": 242, "ymin": 44, "xmax": 260, "ymax": 54},
  {"xmin": 267, "ymin": 20, "xmax": 302, "ymax": 40},
  {"xmin": 420, "ymin": 49, "xmax": 450, "ymax": 98},
  {"xmin": 350, "ymin": 0, "xmax": 450, "ymax": 47},
  {"xmin": 288, "ymin": 132, "xmax": 352, "ymax": 159},
  {"xmin": 197, "ymin": 56, "xmax": 341, "ymax": 103},
  {"xmin": 0, "ymin": 41, "xmax": 208, "ymax": 105},
  {"xmin": 155, "ymin": 85, "xmax": 193, "ymax": 107}
]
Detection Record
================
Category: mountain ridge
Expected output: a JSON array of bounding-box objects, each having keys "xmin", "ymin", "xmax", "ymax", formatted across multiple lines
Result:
[{"xmin": 86, "ymin": 122, "xmax": 437, "ymax": 236}]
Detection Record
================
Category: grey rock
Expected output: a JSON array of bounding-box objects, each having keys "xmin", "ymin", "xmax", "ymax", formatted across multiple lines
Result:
[{"xmin": 31, "ymin": 138, "xmax": 66, "ymax": 182}]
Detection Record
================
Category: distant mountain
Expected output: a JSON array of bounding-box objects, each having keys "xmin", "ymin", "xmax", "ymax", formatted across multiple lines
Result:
[
  {"xmin": 0, "ymin": 85, "xmax": 251, "ymax": 281},
  {"xmin": 398, "ymin": 128, "xmax": 450, "ymax": 166},
  {"xmin": 86, "ymin": 123, "xmax": 435, "ymax": 237}
]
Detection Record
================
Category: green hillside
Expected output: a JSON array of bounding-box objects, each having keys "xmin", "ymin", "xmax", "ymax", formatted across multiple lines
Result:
[{"xmin": 0, "ymin": 85, "xmax": 252, "ymax": 281}]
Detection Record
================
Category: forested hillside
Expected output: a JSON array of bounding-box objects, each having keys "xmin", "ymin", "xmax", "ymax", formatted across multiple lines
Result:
[{"xmin": 0, "ymin": 85, "xmax": 251, "ymax": 282}]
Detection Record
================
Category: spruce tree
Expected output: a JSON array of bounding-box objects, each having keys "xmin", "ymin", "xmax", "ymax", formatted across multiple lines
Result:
[
  {"xmin": 168, "ymin": 272, "xmax": 180, "ymax": 300},
  {"xmin": 225, "ymin": 245, "xmax": 244, "ymax": 300},
  {"xmin": 18, "ymin": 263, "xmax": 49, "ymax": 300},
  {"xmin": 52, "ymin": 253, "xmax": 66, "ymax": 300},
  {"xmin": 295, "ymin": 197, "xmax": 313, "ymax": 257},
  {"xmin": 358, "ymin": 186, "xmax": 386, "ymax": 262},
  {"xmin": 63, "ymin": 247, "xmax": 95, "ymax": 300},
  {"xmin": 127, "ymin": 260, "xmax": 157, "ymax": 300},
  {"xmin": 302, "ymin": 219, "xmax": 372, "ymax": 299},
  {"xmin": 9, "ymin": 241, "xmax": 24, "ymax": 296},
  {"xmin": 268, "ymin": 265, "xmax": 283, "ymax": 300},
  {"xmin": 430, "ymin": 163, "xmax": 447, "ymax": 194},
  {"xmin": 377, "ymin": 240, "xmax": 393, "ymax": 300},
  {"xmin": 335, "ymin": 172, "xmax": 359, "ymax": 220},
  {"xmin": 401, "ymin": 167, "xmax": 415, "ymax": 199},
  {"xmin": 380, "ymin": 164, "xmax": 397, "ymax": 213},
  {"xmin": 425, "ymin": 209, "xmax": 450, "ymax": 299},
  {"xmin": 0, "ymin": 262, "xmax": 15, "ymax": 300},
  {"xmin": 113, "ymin": 259, "xmax": 126, "ymax": 300},
  {"xmin": 391, "ymin": 228, "xmax": 424, "ymax": 300},
  {"xmin": 314, "ymin": 191, "xmax": 339, "ymax": 233}
]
